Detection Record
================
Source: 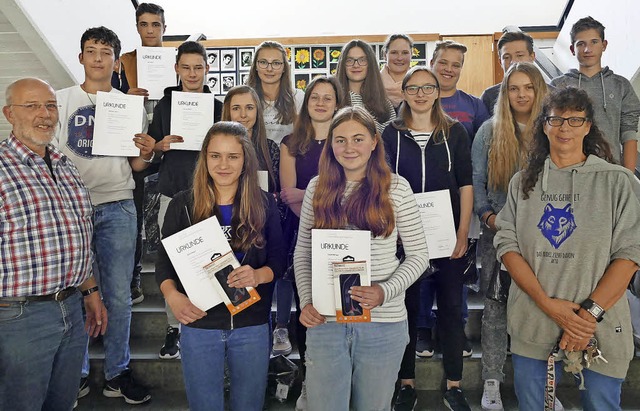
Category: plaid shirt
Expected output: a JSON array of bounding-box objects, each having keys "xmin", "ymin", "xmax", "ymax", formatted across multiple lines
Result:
[{"xmin": 0, "ymin": 134, "xmax": 93, "ymax": 297}]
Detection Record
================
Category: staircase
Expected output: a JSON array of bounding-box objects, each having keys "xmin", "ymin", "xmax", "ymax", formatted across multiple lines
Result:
[{"xmin": 75, "ymin": 261, "xmax": 640, "ymax": 410}]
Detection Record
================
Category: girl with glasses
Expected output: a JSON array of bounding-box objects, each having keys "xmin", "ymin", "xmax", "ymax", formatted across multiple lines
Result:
[
  {"xmin": 247, "ymin": 41, "xmax": 304, "ymax": 146},
  {"xmin": 247, "ymin": 42, "xmax": 303, "ymax": 357},
  {"xmin": 337, "ymin": 40, "xmax": 396, "ymax": 135},
  {"xmin": 382, "ymin": 66, "xmax": 474, "ymax": 411}
]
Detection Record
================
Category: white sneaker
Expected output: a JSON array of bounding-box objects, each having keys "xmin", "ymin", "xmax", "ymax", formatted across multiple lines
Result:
[
  {"xmin": 295, "ymin": 381, "xmax": 307, "ymax": 411},
  {"xmin": 272, "ymin": 327, "xmax": 293, "ymax": 356},
  {"xmin": 555, "ymin": 398, "xmax": 564, "ymax": 411},
  {"xmin": 481, "ymin": 379, "xmax": 504, "ymax": 411}
]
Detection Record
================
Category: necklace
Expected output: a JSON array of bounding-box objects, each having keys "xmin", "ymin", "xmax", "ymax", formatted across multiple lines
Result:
[{"xmin": 81, "ymin": 84, "xmax": 96, "ymax": 107}]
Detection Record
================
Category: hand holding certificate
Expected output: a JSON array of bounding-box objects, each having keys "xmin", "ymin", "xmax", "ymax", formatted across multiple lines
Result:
[
  {"xmin": 92, "ymin": 91, "xmax": 145, "ymax": 156},
  {"xmin": 311, "ymin": 229, "xmax": 371, "ymax": 317},
  {"xmin": 414, "ymin": 190, "xmax": 457, "ymax": 259},
  {"xmin": 137, "ymin": 46, "xmax": 177, "ymax": 100},
  {"xmin": 170, "ymin": 91, "xmax": 216, "ymax": 151},
  {"xmin": 161, "ymin": 216, "xmax": 260, "ymax": 313}
]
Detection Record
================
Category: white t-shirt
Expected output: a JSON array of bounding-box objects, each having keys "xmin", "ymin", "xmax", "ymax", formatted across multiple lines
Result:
[
  {"xmin": 263, "ymin": 88, "xmax": 304, "ymax": 146},
  {"xmin": 54, "ymin": 85, "xmax": 147, "ymax": 206}
]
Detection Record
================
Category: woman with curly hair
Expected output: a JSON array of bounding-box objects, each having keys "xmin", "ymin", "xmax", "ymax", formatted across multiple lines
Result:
[{"xmin": 494, "ymin": 87, "xmax": 640, "ymax": 410}]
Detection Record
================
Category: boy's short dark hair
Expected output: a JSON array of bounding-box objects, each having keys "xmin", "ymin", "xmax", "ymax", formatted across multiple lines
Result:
[
  {"xmin": 570, "ymin": 16, "xmax": 605, "ymax": 44},
  {"xmin": 176, "ymin": 41, "xmax": 206, "ymax": 64},
  {"xmin": 136, "ymin": 3, "xmax": 165, "ymax": 25},
  {"xmin": 497, "ymin": 31, "xmax": 534, "ymax": 55},
  {"xmin": 81, "ymin": 26, "xmax": 121, "ymax": 59}
]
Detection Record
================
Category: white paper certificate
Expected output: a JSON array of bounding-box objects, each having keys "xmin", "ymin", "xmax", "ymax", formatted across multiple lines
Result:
[
  {"xmin": 415, "ymin": 190, "xmax": 457, "ymax": 259},
  {"xmin": 161, "ymin": 216, "xmax": 234, "ymax": 311},
  {"xmin": 92, "ymin": 92, "xmax": 144, "ymax": 157},
  {"xmin": 311, "ymin": 229, "xmax": 371, "ymax": 316},
  {"xmin": 137, "ymin": 46, "xmax": 177, "ymax": 100},
  {"xmin": 170, "ymin": 91, "xmax": 216, "ymax": 151}
]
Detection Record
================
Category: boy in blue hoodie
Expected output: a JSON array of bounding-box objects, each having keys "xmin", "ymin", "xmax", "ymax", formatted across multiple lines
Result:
[{"xmin": 551, "ymin": 16, "xmax": 640, "ymax": 171}]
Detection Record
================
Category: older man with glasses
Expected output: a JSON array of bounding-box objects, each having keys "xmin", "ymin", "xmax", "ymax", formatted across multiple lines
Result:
[{"xmin": 0, "ymin": 77, "xmax": 107, "ymax": 411}]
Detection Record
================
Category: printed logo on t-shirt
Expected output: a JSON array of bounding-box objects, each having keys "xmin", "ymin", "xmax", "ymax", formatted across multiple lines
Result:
[
  {"xmin": 221, "ymin": 225, "xmax": 232, "ymax": 242},
  {"xmin": 66, "ymin": 105, "xmax": 103, "ymax": 159},
  {"xmin": 537, "ymin": 203, "xmax": 576, "ymax": 249}
]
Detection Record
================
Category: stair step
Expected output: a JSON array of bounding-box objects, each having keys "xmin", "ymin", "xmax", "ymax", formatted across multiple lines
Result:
[{"xmin": 73, "ymin": 385, "xmax": 640, "ymax": 410}]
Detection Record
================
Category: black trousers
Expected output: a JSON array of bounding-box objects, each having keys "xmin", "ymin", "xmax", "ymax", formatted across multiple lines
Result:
[{"xmin": 398, "ymin": 257, "xmax": 465, "ymax": 382}]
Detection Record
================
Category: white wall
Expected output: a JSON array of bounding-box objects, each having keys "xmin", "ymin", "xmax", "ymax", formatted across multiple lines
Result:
[
  {"xmin": 160, "ymin": 0, "xmax": 565, "ymax": 39},
  {"xmin": 16, "ymin": 0, "xmax": 141, "ymax": 83}
]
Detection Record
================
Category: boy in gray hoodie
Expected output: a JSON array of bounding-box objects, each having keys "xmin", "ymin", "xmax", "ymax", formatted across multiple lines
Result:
[{"xmin": 551, "ymin": 16, "xmax": 640, "ymax": 171}]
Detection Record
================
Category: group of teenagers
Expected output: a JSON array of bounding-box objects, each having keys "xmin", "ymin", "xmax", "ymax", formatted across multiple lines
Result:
[
  {"xmin": 145, "ymin": 8, "xmax": 639, "ymax": 411},
  {"xmin": 2, "ymin": 2, "xmax": 640, "ymax": 411}
]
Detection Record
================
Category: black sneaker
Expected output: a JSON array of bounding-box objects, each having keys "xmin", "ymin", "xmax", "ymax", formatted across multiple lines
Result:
[
  {"xmin": 394, "ymin": 385, "xmax": 417, "ymax": 411},
  {"xmin": 443, "ymin": 387, "xmax": 471, "ymax": 411},
  {"xmin": 159, "ymin": 326, "xmax": 180, "ymax": 359},
  {"xmin": 131, "ymin": 286, "xmax": 144, "ymax": 305},
  {"xmin": 77, "ymin": 377, "xmax": 90, "ymax": 399},
  {"xmin": 103, "ymin": 369, "xmax": 151, "ymax": 405},
  {"xmin": 462, "ymin": 339, "xmax": 473, "ymax": 358},
  {"xmin": 416, "ymin": 337, "xmax": 434, "ymax": 358}
]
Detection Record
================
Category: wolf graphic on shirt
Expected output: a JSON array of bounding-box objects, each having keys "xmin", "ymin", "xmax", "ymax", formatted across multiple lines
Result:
[{"xmin": 537, "ymin": 203, "xmax": 577, "ymax": 249}]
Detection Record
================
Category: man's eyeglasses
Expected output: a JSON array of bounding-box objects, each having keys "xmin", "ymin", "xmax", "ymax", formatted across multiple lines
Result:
[
  {"xmin": 257, "ymin": 60, "xmax": 284, "ymax": 70},
  {"xmin": 404, "ymin": 85, "xmax": 438, "ymax": 95},
  {"xmin": 345, "ymin": 57, "xmax": 368, "ymax": 67},
  {"xmin": 545, "ymin": 116, "xmax": 588, "ymax": 127},
  {"xmin": 11, "ymin": 103, "xmax": 60, "ymax": 112}
]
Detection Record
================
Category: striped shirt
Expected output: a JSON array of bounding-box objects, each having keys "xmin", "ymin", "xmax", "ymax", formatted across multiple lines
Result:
[
  {"xmin": 349, "ymin": 91, "xmax": 397, "ymax": 135},
  {"xmin": 0, "ymin": 135, "xmax": 93, "ymax": 297},
  {"xmin": 294, "ymin": 174, "xmax": 429, "ymax": 322}
]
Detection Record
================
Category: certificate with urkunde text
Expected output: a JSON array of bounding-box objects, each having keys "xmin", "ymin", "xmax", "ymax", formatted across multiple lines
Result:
[
  {"xmin": 414, "ymin": 190, "xmax": 457, "ymax": 259},
  {"xmin": 137, "ymin": 46, "xmax": 177, "ymax": 100},
  {"xmin": 311, "ymin": 229, "xmax": 371, "ymax": 316},
  {"xmin": 161, "ymin": 216, "xmax": 233, "ymax": 311},
  {"xmin": 170, "ymin": 91, "xmax": 216, "ymax": 151},
  {"xmin": 92, "ymin": 92, "xmax": 144, "ymax": 157}
]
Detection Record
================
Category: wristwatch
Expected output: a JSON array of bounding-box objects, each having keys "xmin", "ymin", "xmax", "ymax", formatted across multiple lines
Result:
[{"xmin": 580, "ymin": 298, "xmax": 605, "ymax": 322}]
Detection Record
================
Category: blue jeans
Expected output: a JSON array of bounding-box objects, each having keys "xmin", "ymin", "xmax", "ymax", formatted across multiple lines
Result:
[
  {"xmin": 82, "ymin": 199, "xmax": 137, "ymax": 380},
  {"xmin": 305, "ymin": 320, "xmax": 408, "ymax": 411},
  {"xmin": 0, "ymin": 295, "xmax": 86, "ymax": 411},
  {"xmin": 180, "ymin": 323, "xmax": 270, "ymax": 411},
  {"xmin": 512, "ymin": 353, "xmax": 624, "ymax": 411}
]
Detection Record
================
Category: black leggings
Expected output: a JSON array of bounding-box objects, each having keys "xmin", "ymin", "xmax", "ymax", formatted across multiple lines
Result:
[{"xmin": 398, "ymin": 257, "xmax": 465, "ymax": 382}]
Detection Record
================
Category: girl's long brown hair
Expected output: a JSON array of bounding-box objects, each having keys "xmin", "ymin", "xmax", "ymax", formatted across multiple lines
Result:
[
  {"xmin": 287, "ymin": 75, "xmax": 343, "ymax": 156},
  {"xmin": 222, "ymin": 85, "xmax": 276, "ymax": 190},
  {"xmin": 312, "ymin": 106, "xmax": 395, "ymax": 237},
  {"xmin": 247, "ymin": 41, "xmax": 297, "ymax": 125},
  {"xmin": 488, "ymin": 62, "xmax": 547, "ymax": 191},
  {"xmin": 336, "ymin": 40, "xmax": 392, "ymax": 123},
  {"xmin": 192, "ymin": 121, "xmax": 266, "ymax": 251}
]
